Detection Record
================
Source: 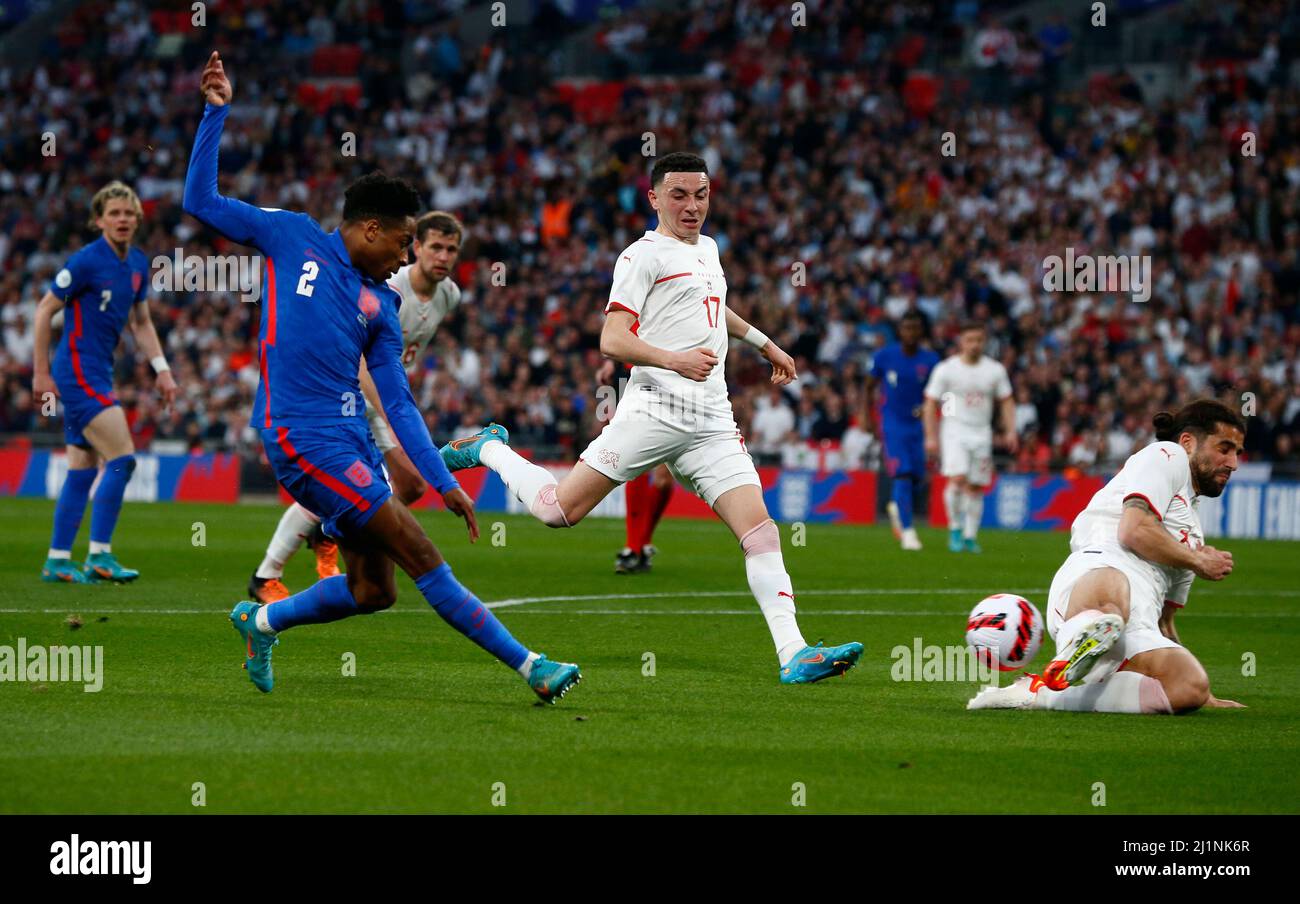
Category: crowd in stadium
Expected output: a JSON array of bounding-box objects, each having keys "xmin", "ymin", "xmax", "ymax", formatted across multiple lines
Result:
[{"xmin": 2, "ymin": 0, "xmax": 1299, "ymax": 479}]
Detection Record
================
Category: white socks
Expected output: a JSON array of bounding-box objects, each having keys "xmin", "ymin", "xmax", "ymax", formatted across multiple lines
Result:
[
  {"xmin": 1033, "ymin": 670, "xmax": 1172, "ymax": 714},
  {"xmin": 89, "ymin": 541, "xmax": 111, "ymax": 555},
  {"xmin": 740, "ymin": 521, "xmax": 807, "ymax": 664},
  {"xmin": 963, "ymin": 492, "xmax": 983, "ymax": 540},
  {"xmin": 255, "ymin": 605, "xmax": 276, "ymax": 634},
  {"xmin": 944, "ymin": 482, "xmax": 964, "ymax": 530},
  {"xmin": 517, "ymin": 651, "xmax": 540, "ymax": 680},
  {"xmin": 480, "ymin": 442, "xmax": 568, "ymax": 526},
  {"xmin": 257, "ymin": 503, "xmax": 319, "ymax": 580}
]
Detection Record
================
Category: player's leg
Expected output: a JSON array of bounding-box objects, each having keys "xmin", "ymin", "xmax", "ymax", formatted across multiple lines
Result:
[
  {"xmin": 383, "ymin": 445, "xmax": 428, "ymax": 506},
  {"xmin": 444, "ymin": 422, "xmax": 627, "ymax": 526},
  {"xmin": 887, "ymin": 430, "xmax": 924, "ymax": 551},
  {"xmin": 618, "ymin": 471, "xmax": 652, "ymax": 573},
  {"xmin": 710, "ymin": 483, "xmax": 863, "ymax": 681},
  {"xmin": 357, "ymin": 498, "xmax": 580, "ymax": 703},
  {"xmin": 43, "ymin": 441, "xmax": 99, "ymax": 583},
  {"xmin": 248, "ymin": 502, "xmax": 320, "ymax": 603},
  {"xmin": 79, "ymin": 405, "xmax": 140, "ymax": 582},
  {"xmin": 961, "ymin": 440, "xmax": 993, "ymax": 552},
  {"xmin": 1118, "ymin": 647, "xmax": 1209, "ymax": 713},
  {"xmin": 943, "ymin": 474, "xmax": 967, "ymax": 552},
  {"xmin": 1041, "ymin": 564, "xmax": 1130, "ymax": 689},
  {"xmin": 641, "ymin": 463, "xmax": 674, "ymax": 564}
]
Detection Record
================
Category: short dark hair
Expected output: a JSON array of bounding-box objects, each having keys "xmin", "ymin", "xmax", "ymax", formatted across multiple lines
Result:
[
  {"xmin": 342, "ymin": 172, "xmax": 422, "ymax": 225},
  {"xmin": 900, "ymin": 309, "xmax": 926, "ymax": 327},
  {"xmin": 959, "ymin": 319, "xmax": 986, "ymax": 333},
  {"xmin": 1152, "ymin": 399, "xmax": 1246, "ymax": 443},
  {"xmin": 651, "ymin": 152, "xmax": 709, "ymax": 189},
  {"xmin": 416, "ymin": 210, "xmax": 463, "ymax": 243}
]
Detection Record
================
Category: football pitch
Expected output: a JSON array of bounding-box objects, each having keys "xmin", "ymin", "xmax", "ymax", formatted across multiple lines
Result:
[{"xmin": 1, "ymin": 498, "xmax": 1297, "ymax": 814}]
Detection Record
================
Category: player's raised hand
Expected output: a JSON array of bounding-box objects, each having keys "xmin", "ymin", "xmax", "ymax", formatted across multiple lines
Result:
[
  {"xmin": 1194, "ymin": 545, "xmax": 1233, "ymax": 581},
  {"xmin": 761, "ymin": 342, "xmax": 798, "ymax": 386},
  {"xmin": 442, "ymin": 486, "xmax": 480, "ymax": 543},
  {"xmin": 671, "ymin": 347, "xmax": 718, "ymax": 382},
  {"xmin": 201, "ymin": 51, "xmax": 232, "ymax": 106},
  {"xmin": 155, "ymin": 369, "xmax": 178, "ymax": 410}
]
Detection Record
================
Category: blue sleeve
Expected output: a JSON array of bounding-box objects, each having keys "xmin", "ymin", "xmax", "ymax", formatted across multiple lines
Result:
[
  {"xmin": 183, "ymin": 103, "xmax": 279, "ymax": 250},
  {"xmin": 365, "ymin": 318, "xmax": 459, "ymax": 496},
  {"xmin": 49, "ymin": 250, "xmax": 89, "ymax": 302}
]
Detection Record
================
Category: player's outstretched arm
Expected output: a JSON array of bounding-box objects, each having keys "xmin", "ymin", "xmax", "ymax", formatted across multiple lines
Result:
[
  {"xmin": 182, "ymin": 52, "xmax": 277, "ymax": 248},
  {"xmin": 723, "ymin": 308, "xmax": 796, "ymax": 385},
  {"xmin": 367, "ymin": 356, "xmax": 479, "ymax": 541},
  {"xmin": 600, "ymin": 310, "xmax": 717, "ymax": 381}
]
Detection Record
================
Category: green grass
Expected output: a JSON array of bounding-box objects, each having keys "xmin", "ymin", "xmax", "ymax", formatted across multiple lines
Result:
[{"xmin": 1, "ymin": 498, "xmax": 1297, "ymax": 814}]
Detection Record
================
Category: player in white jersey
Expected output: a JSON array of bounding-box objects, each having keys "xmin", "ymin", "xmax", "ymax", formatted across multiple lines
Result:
[
  {"xmin": 247, "ymin": 212, "xmax": 465, "ymax": 603},
  {"xmin": 436, "ymin": 153, "xmax": 863, "ymax": 684},
  {"xmin": 969, "ymin": 400, "xmax": 1246, "ymax": 715},
  {"xmin": 922, "ymin": 321, "xmax": 1015, "ymax": 553}
]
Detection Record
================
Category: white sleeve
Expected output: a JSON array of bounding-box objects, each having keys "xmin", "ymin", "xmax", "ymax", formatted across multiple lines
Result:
[
  {"xmin": 1122, "ymin": 443, "xmax": 1186, "ymax": 521},
  {"xmin": 994, "ymin": 362, "xmax": 1012, "ymax": 400},
  {"xmin": 923, "ymin": 360, "xmax": 947, "ymax": 401},
  {"xmin": 605, "ymin": 250, "xmax": 654, "ymax": 317},
  {"xmin": 445, "ymin": 280, "xmax": 462, "ymax": 311}
]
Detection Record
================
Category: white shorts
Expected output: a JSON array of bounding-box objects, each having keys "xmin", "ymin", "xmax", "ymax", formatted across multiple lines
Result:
[
  {"xmin": 1046, "ymin": 544, "xmax": 1181, "ymax": 683},
  {"xmin": 580, "ymin": 383, "xmax": 760, "ymax": 508},
  {"xmin": 940, "ymin": 429, "xmax": 993, "ymax": 484},
  {"xmin": 366, "ymin": 405, "xmax": 399, "ymax": 454}
]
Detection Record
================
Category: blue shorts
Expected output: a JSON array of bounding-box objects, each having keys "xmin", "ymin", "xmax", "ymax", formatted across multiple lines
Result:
[
  {"xmin": 261, "ymin": 421, "xmax": 392, "ymax": 541},
  {"xmin": 54, "ymin": 370, "xmax": 118, "ymax": 448},
  {"xmin": 883, "ymin": 423, "xmax": 925, "ymax": 478}
]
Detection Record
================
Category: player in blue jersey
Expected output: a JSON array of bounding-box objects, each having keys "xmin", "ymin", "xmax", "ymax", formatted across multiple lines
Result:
[
  {"xmin": 868, "ymin": 310, "xmax": 940, "ymax": 551},
  {"xmin": 184, "ymin": 52, "xmax": 580, "ymax": 703},
  {"xmin": 32, "ymin": 181, "xmax": 178, "ymax": 583}
]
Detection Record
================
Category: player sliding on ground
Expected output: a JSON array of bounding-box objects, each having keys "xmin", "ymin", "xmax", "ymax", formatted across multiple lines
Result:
[
  {"xmin": 248, "ymin": 212, "xmax": 467, "ymax": 603},
  {"xmin": 440, "ymin": 153, "xmax": 863, "ymax": 684},
  {"xmin": 968, "ymin": 399, "xmax": 1246, "ymax": 715},
  {"xmin": 184, "ymin": 52, "xmax": 580, "ymax": 703},
  {"xmin": 34, "ymin": 181, "xmax": 178, "ymax": 584}
]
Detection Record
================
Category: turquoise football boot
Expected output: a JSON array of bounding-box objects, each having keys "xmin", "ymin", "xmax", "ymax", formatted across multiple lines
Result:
[
  {"xmin": 780, "ymin": 641, "xmax": 864, "ymax": 684},
  {"xmin": 84, "ymin": 552, "xmax": 140, "ymax": 583},
  {"xmin": 963, "ymin": 537, "xmax": 983, "ymax": 554},
  {"xmin": 230, "ymin": 601, "xmax": 278, "ymax": 693},
  {"xmin": 527, "ymin": 654, "xmax": 581, "ymax": 704},
  {"xmin": 439, "ymin": 423, "xmax": 509, "ymax": 471},
  {"xmin": 948, "ymin": 528, "xmax": 964, "ymax": 552},
  {"xmin": 41, "ymin": 558, "xmax": 92, "ymax": 584}
]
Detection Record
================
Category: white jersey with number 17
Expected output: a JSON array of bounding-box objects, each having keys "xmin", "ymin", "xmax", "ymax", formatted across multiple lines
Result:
[{"xmin": 604, "ymin": 230, "xmax": 731, "ymax": 419}]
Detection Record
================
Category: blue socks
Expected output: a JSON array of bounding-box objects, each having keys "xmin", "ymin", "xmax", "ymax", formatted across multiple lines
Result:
[
  {"xmin": 89, "ymin": 455, "xmax": 136, "ymax": 545},
  {"xmin": 417, "ymin": 563, "xmax": 529, "ymax": 670},
  {"xmin": 266, "ymin": 574, "xmax": 359, "ymax": 632},
  {"xmin": 50, "ymin": 466, "xmax": 97, "ymax": 552},
  {"xmin": 892, "ymin": 475, "xmax": 914, "ymax": 529}
]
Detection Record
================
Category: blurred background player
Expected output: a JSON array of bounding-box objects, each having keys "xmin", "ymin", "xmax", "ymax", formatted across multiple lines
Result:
[
  {"xmin": 32, "ymin": 181, "xmax": 178, "ymax": 583},
  {"xmin": 248, "ymin": 211, "xmax": 465, "ymax": 603},
  {"xmin": 868, "ymin": 310, "xmax": 939, "ymax": 551},
  {"xmin": 596, "ymin": 358, "xmax": 675, "ymax": 574},
  {"xmin": 969, "ymin": 400, "xmax": 1245, "ymax": 715},
  {"xmin": 440, "ymin": 153, "xmax": 863, "ymax": 684},
  {"xmin": 922, "ymin": 321, "xmax": 1016, "ymax": 554},
  {"xmin": 186, "ymin": 52, "xmax": 579, "ymax": 704}
]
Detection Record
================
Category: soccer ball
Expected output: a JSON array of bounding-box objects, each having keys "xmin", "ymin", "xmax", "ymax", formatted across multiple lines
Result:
[{"xmin": 965, "ymin": 594, "xmax": 1044, "ymax": 671}]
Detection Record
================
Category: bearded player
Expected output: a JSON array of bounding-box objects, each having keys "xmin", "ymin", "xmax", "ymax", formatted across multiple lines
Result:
[
  {"xmin": 248, "ymin": 212, "xmax": 466, "ymax": 603},
  {"xmin": 33, "ymin": 181, "xmax": 178, "ymax": 584},
  {"xmin": 186, "ymin": 52, "xmax": 579, "ymax": 703},
  {"xmin": 969, "ymin": 400, "xmax": 1246, "ymax": 715},
  {"xmin": 438, "ymin": 153, "xmax": 863, "ymax": 683},
  {"xmin": 922, "ymin": 321, "xmax": 1016, "ymax": 553}
]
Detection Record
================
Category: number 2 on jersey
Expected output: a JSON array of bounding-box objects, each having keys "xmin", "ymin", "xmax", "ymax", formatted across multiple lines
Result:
[
  {"xmin": 702, "ymin": 295, "xmax": 721, "ymax": 327},
  {"xmin": 296, "ymin": 261, "xmax": 320, "ymax": 297}
]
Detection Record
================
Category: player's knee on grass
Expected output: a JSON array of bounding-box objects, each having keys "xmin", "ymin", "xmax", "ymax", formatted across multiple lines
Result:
[{"xmin": 1165, "ymin": 665, "xmax": 1210, "ymax": 713}]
